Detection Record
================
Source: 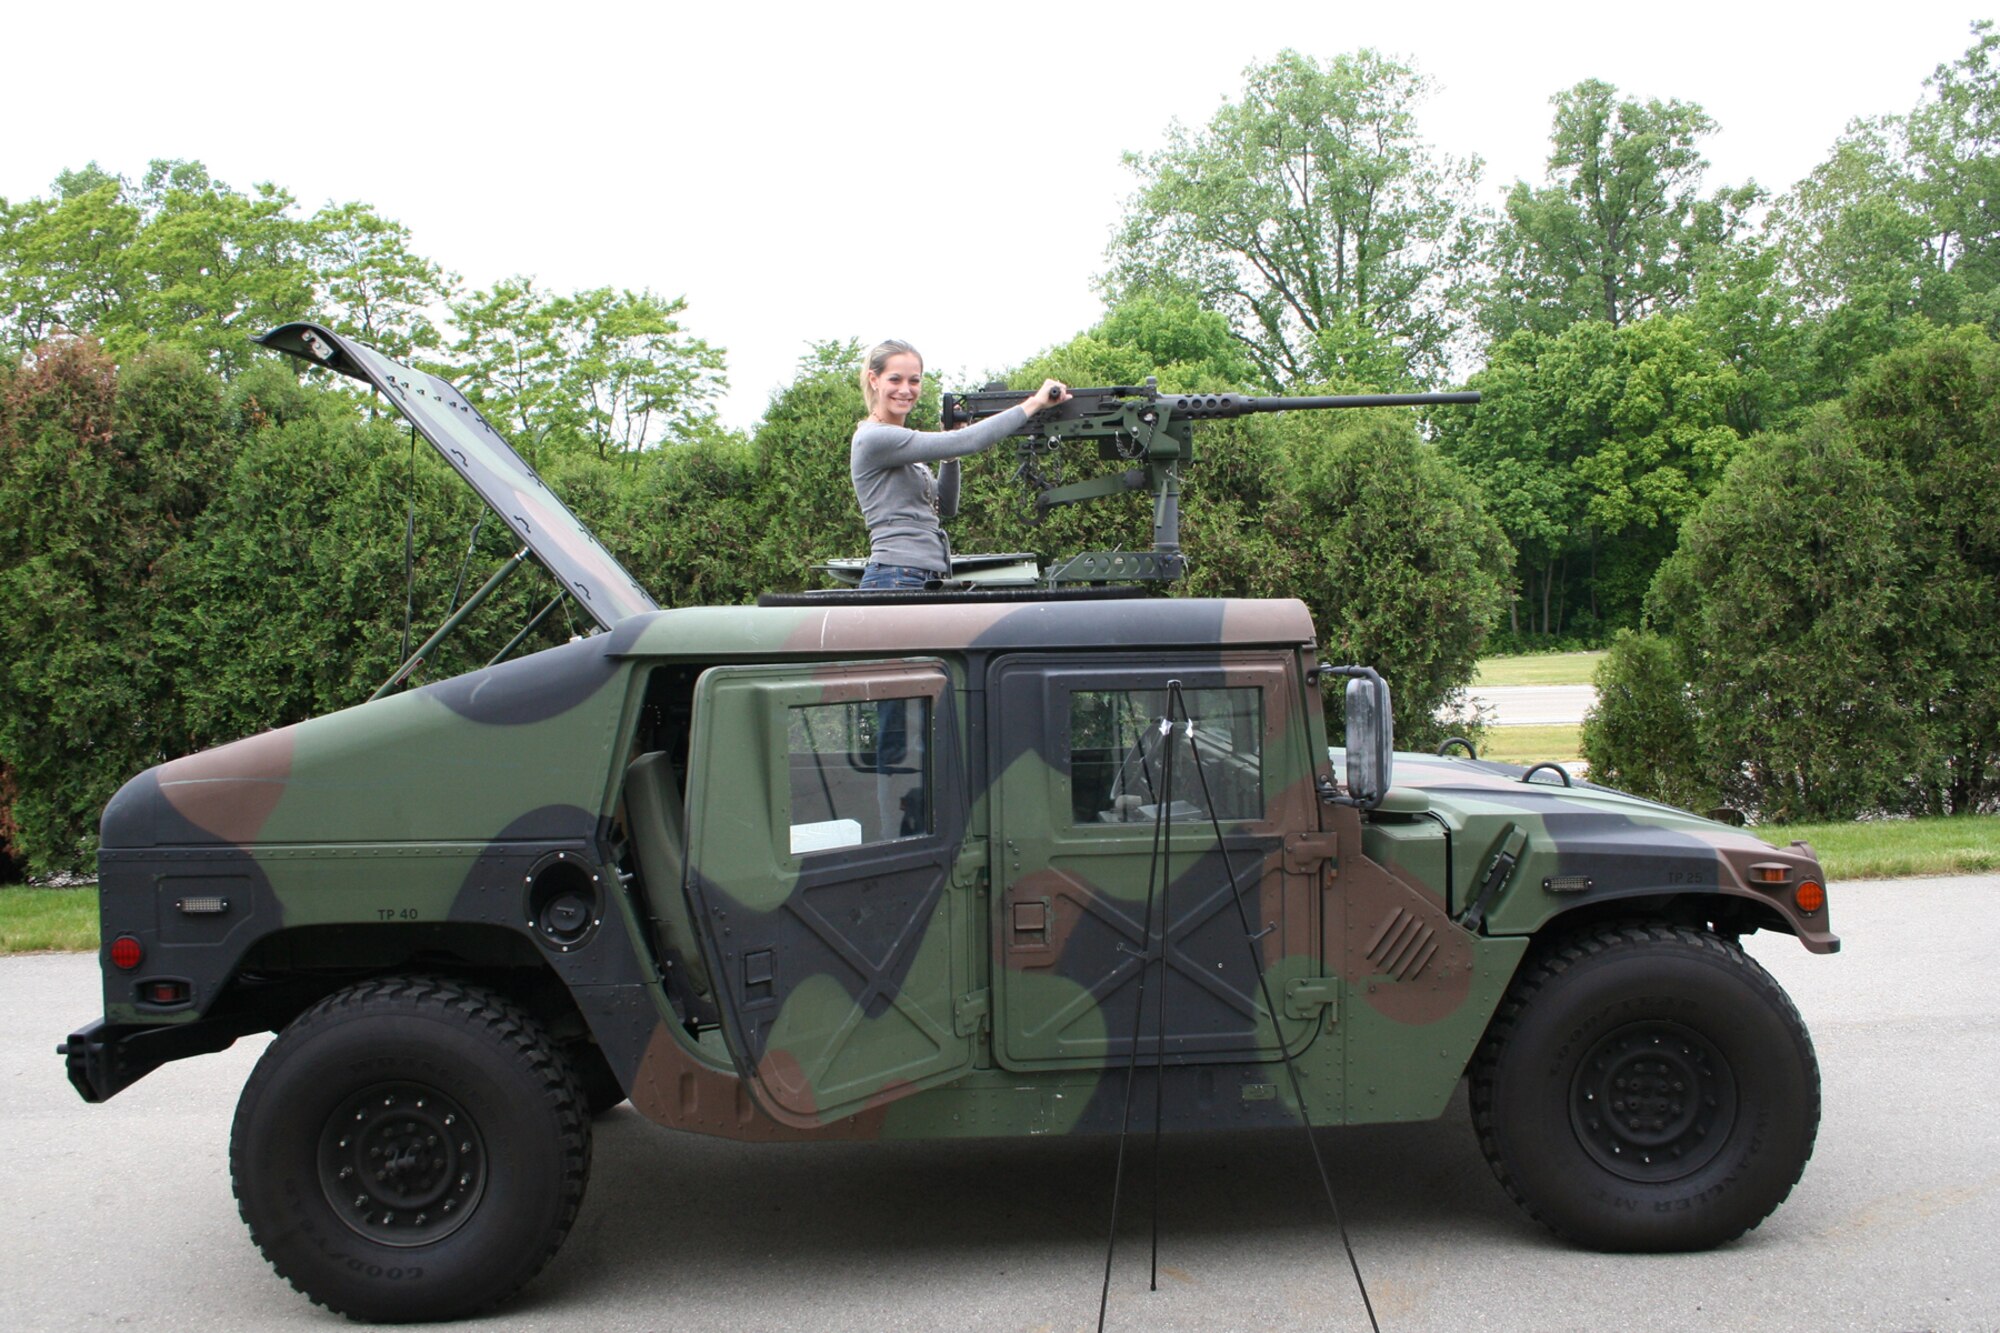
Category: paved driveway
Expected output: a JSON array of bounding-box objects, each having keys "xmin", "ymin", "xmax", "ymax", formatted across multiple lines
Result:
[
  {"xmin": 1466, "ymin": 685, "xmax": 1597, "ymax": 727},
  {"xmin": 5, "ymin": 876, "xmax": 1996, "ymax": 1331}
]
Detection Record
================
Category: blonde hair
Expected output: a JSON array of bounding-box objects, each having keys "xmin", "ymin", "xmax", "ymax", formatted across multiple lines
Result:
[{"xmin": 860, "ymin": 339, "xmax": 923, "ymax": 414}]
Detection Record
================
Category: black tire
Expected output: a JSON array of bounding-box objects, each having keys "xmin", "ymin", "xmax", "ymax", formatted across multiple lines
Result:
[
  {"xmin": 230, "ymin": 976, "xmax": 592, "ymax": 1322},
  {"xmin": 1470, "ymin": 923, "xmax": 1820, "ymax": 1251}
]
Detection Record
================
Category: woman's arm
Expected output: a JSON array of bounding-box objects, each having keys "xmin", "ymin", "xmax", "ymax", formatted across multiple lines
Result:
[{"xmin": 852, "ymin": 405, "xmax": 1028, "ymax": 469}]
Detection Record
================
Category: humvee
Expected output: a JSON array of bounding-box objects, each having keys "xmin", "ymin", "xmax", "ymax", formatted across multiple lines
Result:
[{"xmin": 60, "ymin": 325, "xmax": 1834, "ymax": 1322}]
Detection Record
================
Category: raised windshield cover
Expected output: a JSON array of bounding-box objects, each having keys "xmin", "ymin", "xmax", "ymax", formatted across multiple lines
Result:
[{"xmin": 257, "ymin": 322, "xmax": 658, "ymax": 630}]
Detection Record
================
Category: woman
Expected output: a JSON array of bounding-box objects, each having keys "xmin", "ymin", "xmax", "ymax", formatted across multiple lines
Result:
[{"xmin": 850, "ymin": 339, "xmax": 1069, "ymax": 590}]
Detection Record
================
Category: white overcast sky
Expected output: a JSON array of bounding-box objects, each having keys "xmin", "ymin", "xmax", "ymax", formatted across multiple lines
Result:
[{"xmin": 4, "ymin": 2, "xmax": 1988, "ymax": 429}]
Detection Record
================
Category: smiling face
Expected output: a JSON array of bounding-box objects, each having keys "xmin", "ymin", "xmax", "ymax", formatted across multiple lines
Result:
[{"xmin": 867, "ymin": 352, "xmax": 923, "ymax": 425}]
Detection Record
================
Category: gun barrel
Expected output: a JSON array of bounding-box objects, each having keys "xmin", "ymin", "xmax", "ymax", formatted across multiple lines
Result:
[
  {"xmin": 1170, "ymin": 390, "xmax": 1480, "ymax": 419},
  {"xmin": 942, "ymin": 384, "xmax": 1480, "ymax": 429}
]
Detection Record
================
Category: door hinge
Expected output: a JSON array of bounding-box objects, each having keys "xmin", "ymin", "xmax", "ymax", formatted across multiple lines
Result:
[
  {"xmin": 1283, "ymin": 831, "xmax": 1340, "ymax": 874},
  {"xmin": 951, "ymin": 840, "xmax": 987, "ymax": 891},
  {"xmin": 1283, "ymin": 976, "xmax": 1340, "ymax": 1025},
  {"xmin": 953, "ymin": 988, "xmax": 990, "ymax": 1037}
]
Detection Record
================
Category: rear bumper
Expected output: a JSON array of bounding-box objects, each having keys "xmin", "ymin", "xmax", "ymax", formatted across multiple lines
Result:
[{"xmin": 59, "ymin": 1015, "xmax": 263, "ymax": 1103}]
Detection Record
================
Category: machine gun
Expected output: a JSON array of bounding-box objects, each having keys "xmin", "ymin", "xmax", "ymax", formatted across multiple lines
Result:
[{"xmin": 939, "ymin": 378, "xmax": 1479, "ymax": 585}]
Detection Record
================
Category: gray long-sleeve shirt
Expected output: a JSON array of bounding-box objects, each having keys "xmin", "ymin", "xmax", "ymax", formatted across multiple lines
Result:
[{"xmin": 850, "ymin": 406, "xmax": 1027, "ymax": 571}]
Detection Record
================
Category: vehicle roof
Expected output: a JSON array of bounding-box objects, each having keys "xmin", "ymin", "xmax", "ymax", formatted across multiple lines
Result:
[{"xmin": 605, "ymin": 597, "xmax": 1318, "ymax": 659}]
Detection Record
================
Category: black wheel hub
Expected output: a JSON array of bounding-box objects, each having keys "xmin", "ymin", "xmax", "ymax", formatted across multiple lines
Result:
[
  {"xmin": 318, "ymin": 1081, "xmax": 486, "ymax": 1246},
  {"xmin": 1569, "ymin": 1021, "xmax": 1736, "ymax": 1182}
]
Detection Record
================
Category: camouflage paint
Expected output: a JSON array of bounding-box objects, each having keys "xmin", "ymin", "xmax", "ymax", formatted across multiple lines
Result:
[{"xmin": 78, "ymin": 596, "xmax": 1833, "ymax": 1149}]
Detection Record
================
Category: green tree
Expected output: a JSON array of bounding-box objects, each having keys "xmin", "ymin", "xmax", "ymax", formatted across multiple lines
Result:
[
  {"xmin": 123, "ymin": 160, "xmax": 316, "ymax": 374},
  {"xmin": 1839, "ymin": 327, "xmax": 2000, "ymax": 814},
  {"xmin": 447, "ymin": 279, "xmax": 727, "ymax": 463},
  {"xmin": 1772, "ymin": 24, "xmax": 2000, "ymax": 394},
  {"xmin": 1636, "ymin": 328, "xmax": 2000, "ymax": 820},
  {"xmin": 1482, "ymin": 80, "xmax": 1758, "ymax": 341},
  {"xmin": 1270, "ymin": 408, "xmax": 1511, "ymax": 747},
  {"xmin": 309, "ymin": 200, "xmax": 458, "ymax": 358},
  {"xmin": 1908, "ymin": 22, "xmax": 2000, "ymax": 307},
  {"xmin": 0, "ymin": 170, "xmax": 142, "ymax": 353},
  {"xmin": 604, "ymin": 434, "xmax": 761, "ymax": 608},
  {"xmin": 1580, "ymin": 630, "xmax": 1713, "ymax": 812},
  {"xmin": 1109, "ymin": 48, "xmax": 1481, "ymax": 388},
  {"xmin": 1440, "ymin": 314, "xmax": 1745, "ymax": 639},
  {"xmin": 0, "ymin": 339, "xmax": 240, "ymax": 871},
  {"xmin": 0, "ymin": 160, "xmax": 325, "ymax": 375},
  {"xmin": 748, "ymin": 340, "xmax": 879, "ymax": 592},
  {"xmin": 1646, "ymin": 408, "xmax": 1921, "ymax": 822}
]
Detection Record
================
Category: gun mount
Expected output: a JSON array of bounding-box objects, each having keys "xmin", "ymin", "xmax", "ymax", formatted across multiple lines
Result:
[{"xmin": 939, "ymin": 377, "xmax": 1479, "ymax": 585}]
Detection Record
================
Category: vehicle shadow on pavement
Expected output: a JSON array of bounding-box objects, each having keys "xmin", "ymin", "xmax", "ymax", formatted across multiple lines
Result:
[{"xmin": 520, "ymin": 1084, "xmax": 1544, "ymax": 1323}]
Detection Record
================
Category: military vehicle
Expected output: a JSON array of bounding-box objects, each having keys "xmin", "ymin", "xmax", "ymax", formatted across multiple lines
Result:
[{"xmin": 60, "ymin": 325, "xmax": 1834, "ymax": 1323}]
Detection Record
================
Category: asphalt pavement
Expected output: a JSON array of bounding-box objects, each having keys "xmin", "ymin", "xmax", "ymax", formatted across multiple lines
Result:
[
  {"xmin": 1466, "ymin": 685, "xmax": 1597, "ymax": 727},
  {"xmin": 4, "ymin": 875, "xmax": 1996, "ymax": 1332}
]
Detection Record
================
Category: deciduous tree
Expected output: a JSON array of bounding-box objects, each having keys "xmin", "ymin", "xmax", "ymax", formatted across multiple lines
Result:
[
  {"xmin": 1481, "ymin": 81, "xmax": 1757, "ymax": 341},
  {"xmin": 1108, "ymin": 49, "xmax": 1481, "ymax": 389}
]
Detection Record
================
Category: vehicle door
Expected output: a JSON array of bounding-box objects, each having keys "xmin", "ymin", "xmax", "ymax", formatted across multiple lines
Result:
[
  {"xmin": 989, "ymin": 653, "xmax": 1327, "ymax": 1071},
  {"xmin": 682, "ymin": 659, "xmax": 973, "ymax": 1127}
]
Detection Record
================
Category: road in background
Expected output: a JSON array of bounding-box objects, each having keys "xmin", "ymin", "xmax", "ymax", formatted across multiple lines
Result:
[
  {"xmin": 6, "ymin": 876, "xmax": 1995, "ymax": 1332},
  {"xmin": 1467, "ymin": 685, "xmax": 1597, "ymax": 727}
]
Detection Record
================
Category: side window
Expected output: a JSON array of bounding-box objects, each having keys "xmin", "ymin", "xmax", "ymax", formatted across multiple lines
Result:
[
  {"xmin": 1069, "ymin": 686, "xmax": 1263, "ymax": 824},
  {"xmin": 787, "ymin": 697, "xmax": 932, "ymax": 853}
]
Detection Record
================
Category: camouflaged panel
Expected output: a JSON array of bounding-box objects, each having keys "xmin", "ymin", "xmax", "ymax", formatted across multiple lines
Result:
[
  {"xmin": 95, "ymin": 636, "xmax": 642, "ymax": 1025},
  {"xmin": 613, "ymin": 599, "xmax": 1530, "ymax": 1139},
  {"xmin": 623, "ymin": 598, "xmax": 1350, "ymax": 1135},
  {"xmin": 605, "ymin": 597, "xmax": 1318, "ymax": 661},
  {"xmin": 1328, "ymin": 803, "xmax": 1531, "ymax": 1121},
  {"xmin": 679, "ymin": 659, "xmax": 974, "ymax": 1127},
  {"xmin": 96, "ymin": 590, "xmax": 1808, "ymax": 1141},
  {"xmin": 1376, "ymin": 754, "xmax": 1837, "ymax": 953},
  {"xmin": 986, "ymin": 652, "xmax": 1324, "ymax": 1074}
]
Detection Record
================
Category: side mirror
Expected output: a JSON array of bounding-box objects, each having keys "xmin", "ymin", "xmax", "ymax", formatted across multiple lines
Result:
[{"xmin": 1326, "ymin": 666, "xmax": 1394, "ymax": 808}]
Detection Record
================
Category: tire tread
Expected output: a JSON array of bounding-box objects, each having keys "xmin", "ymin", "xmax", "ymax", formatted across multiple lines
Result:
[
  {"xmin": 229, "ymin": 974, "xmax": 591, "ymax": 1320},
  {"xmin": 1469, "ymin": 921, "xmax": 1820, "ymax": 1249}
]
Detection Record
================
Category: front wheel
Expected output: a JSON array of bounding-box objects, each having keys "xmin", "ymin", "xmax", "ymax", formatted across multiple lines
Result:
[
  {"xmin": 1470, "ymin": 923, "xmax": 1820, "ymax": 1251},
  {"xmin": 230, "ymin": 976, "xmax": 592, "ymax": 1321}
]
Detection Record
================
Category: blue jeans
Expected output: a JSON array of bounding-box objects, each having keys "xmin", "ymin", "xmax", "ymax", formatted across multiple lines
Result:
[{"xmin": 859, "ymin": 562, "xmax": 941, "ymax": 590}]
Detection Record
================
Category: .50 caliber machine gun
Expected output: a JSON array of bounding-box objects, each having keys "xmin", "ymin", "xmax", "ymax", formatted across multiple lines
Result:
[{"xmin": 938, "ymin": 377, "xmax": 1479, "ymax": 585}]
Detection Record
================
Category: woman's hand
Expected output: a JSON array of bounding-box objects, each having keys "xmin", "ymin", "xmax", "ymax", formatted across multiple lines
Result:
[{"xmin": 1019, "ymin": 379, "xmax": 1071, "ymax": 419}]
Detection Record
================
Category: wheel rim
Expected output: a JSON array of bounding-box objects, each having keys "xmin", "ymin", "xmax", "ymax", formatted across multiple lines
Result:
[
  {"xmin": 317, "ymin": 1081, "xmax": 487, "ymax": 1247},
  {"xmin": 1569, "ymin": 1021, "xmax": 1737, "ymax": 1182}
]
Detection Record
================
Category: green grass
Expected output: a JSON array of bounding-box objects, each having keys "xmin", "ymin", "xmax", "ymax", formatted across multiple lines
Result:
[
  {"xmin": 0, "ymin": 887, "xmax": 98, "ymax": 953},
  {"xmin": 1755, "ymin": 815, "xmax": 2000, "ymax": 882},
  {"xmin": 1472, "ymin": 723, "xmax": 1583, "ymax": 766},
  {"xmin": 1474, "ymin": 650, "xmax": 1606, "ymax": 687}
]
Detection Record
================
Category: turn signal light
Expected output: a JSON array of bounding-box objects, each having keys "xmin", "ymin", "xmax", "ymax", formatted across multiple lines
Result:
[
  {"xmin": 1794, "ymin": 881, "xmax": 1826, "ymax": 915},
  {"xmin": 109, "ymin": 935, "xmax": 144, "ymax": 970},
  {"xmin": 1749, "ymin": 863, "xmax": 1791, "ymax": 884}
]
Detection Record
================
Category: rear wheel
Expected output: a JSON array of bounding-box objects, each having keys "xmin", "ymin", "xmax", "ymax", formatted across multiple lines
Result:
[
  {"xmin": 1470, "ymin": 923, "xmax": 1820, "ymax": 1251},
  {"xmin": 230, "ymin": 976, "xmax": 591, "ymax": 1321}
]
